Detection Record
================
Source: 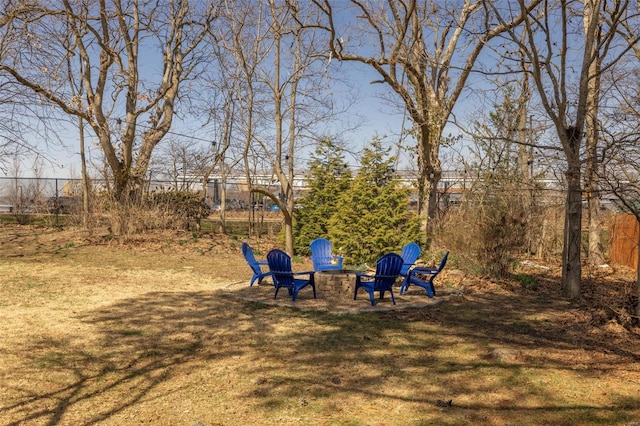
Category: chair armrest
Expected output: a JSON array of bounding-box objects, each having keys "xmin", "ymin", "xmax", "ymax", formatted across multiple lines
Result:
[
  {"xmin": 257, "ymin": 271, "xmax": 273, "ymax": 278},
  {"xmin": 411, "ymin": 267, "xmax": 438, "ymax": 275},
  {"xmin": 293, "ymin": 271, "xmax": 315, "ymax": 276},
  {"xmin": 329, "ymin": 255, "xmax": 343, "ymax": 267},
  {"xmin": 256, "ymin": 260, "xmax": 268, "ymax": 265},
  {"xmin": 355, "ymin": 272, "xmax": 374, "ymax": 280},
  {"xmin": 376, "ymin": 274, "xmax": 401, "ymax": 280},
  {"xmin": 400, "ymin": 262, "xmax": 414, "ymax": 274}
]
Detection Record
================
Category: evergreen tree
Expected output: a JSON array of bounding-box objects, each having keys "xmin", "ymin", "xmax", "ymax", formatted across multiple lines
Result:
[
  {"xmin": 294, "ymin": 139, "xmax": 352, "ymax": 255},
  {"xmin": 328, "ymin": 137, "xmax": 421, "ymax": 265}
]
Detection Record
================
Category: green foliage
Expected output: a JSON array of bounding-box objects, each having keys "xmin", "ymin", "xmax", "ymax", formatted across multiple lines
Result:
[
  {"xmin": 327, "ymin": 137, "xmax": 421, "ymax": 265},
  {"xmin": 295, "ymin": 137, "xmax": 420, "ymax": 264},
  {"xmin": 515, "ymin": 274, "xmax": 538, "ymax": 290},
  {"xmin": 294, "ymin": 139, "xmax": 352, "ymax": 255}
]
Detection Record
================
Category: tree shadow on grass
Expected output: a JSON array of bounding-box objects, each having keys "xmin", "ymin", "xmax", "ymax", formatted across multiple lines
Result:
[
  {"xmin": 3, "ymin": 287, "xmax": 640, "ymax": 425},
  {"xmin": 2, "ymin": 291, "xmax": 247, "ymax": 425}
]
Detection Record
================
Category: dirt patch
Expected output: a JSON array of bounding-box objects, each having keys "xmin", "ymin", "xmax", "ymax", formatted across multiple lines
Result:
[{"xmin": 223, "ymin": 278, "xmax": 455, "ymax": 314}]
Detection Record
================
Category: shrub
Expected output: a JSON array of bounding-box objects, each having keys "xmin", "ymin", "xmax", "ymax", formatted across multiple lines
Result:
[
  {"xmin": 294, "ymin": 139, "xmax": 352, "ymax": 256},
  {"xmin": 515, "ymin": 274, "xmax": 538, "ymax": 290},
  {"xmin": 98, "ymin": 191, "xmax": 210, "ymax": 235},
  {"xmin": 327, "ymin": 137, "xmax": 421, "ymax": 265},
  {"xmin": 144, "ymin": 191, "xmax": 211, "ymax": 230}
]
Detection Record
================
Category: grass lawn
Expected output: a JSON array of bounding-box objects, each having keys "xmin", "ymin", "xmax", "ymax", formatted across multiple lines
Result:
[{"xmin": 0, "ymin": 225, "xmax": 639, "ymax": 425}]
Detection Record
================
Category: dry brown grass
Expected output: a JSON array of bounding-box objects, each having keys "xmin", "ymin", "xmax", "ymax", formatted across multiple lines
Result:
[{"xmin": 1, "ymin": 224, "xmax": 639, "ymax": 425}]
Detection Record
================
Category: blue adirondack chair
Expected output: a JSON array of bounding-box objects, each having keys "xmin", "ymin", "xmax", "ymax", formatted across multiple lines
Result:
[
  {"xmin": 399, "ymin": 242, "xmax": 421, "ymax": 288},
  {"xmin": 310, "ymin": 238, "xmax": 343, "ymax": 271},
  {"xmin": 241, "ymin": 242, "xmax": 271, "ymax": 286},
  {"xmin": 266, "ymin": 249, "xmax": 317, "ymax": 301},
  {"xmin": 400, "ymin": 251, "xmax": 449, "ymax": 297},
  {"xmin": 354, "ymin": 253, "xmax": 404, "ymax": 306}
]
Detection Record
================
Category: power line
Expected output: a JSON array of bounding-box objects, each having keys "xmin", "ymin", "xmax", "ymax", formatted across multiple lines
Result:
[{"xmin": 115, "ymin": 118, "xmax": 215, "ymax": 145}]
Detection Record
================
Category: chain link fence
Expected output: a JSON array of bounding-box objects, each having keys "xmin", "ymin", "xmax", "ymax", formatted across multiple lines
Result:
[
  {"xmin": 0, "ymin": 177, "xmax": 79, "ymax": 214},
  {"xmin": 0, "ymin": 176, "xmax": 272, "ymax": 215}
]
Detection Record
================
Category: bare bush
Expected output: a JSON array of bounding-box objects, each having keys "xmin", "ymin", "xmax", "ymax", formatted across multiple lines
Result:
[
  {"xmin": 437, "ymin": 186, "xmax": 529, "ymax": 277},
  {"xmin": 98, "ymin": 192, "xmax": 210, "ymax": 236}
]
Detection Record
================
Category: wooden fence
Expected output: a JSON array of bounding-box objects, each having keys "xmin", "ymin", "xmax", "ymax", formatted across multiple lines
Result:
[{"xmin": 610, "ymin": 214, "xmax": 639, "ymax": 270}]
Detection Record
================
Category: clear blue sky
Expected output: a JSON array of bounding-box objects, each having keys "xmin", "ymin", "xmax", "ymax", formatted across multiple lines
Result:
[{"xmin": 21, "ymin": 64, "xmax": 417, "ymax": 179}]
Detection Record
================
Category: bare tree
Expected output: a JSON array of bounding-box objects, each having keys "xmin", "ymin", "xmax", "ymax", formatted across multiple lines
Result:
[
  {"xmin": 219, "ymin": 0, "xmax": 339, "ymax": 254},
  {"xmin": 598, "ymin": 36, "xmax": 640, "ymax": 318},
  {"xmin": 253, "ymin": 0, "xmax": 320, "ymax": 254},
  {"xmin": 307, "ymin": 0, "xmax": 541, "ymax": 247},
  {"xmin": 216, "ymin": 0, "xmax": 271, "ymax": 236},
  {"xmin": 151, "ymin": 138, "xmax": 210, "ymax": 191},
  {"xmin": 0, "ymin": 1, "xmax": 217, "ymax": 233},
  {"xmin": 583, "ymin": 0, "xmax": 607, "ymax": 266},
  {"xmin": 600, "ymin": 117, "xmax": 640, "ymax": 319},
  {"xmin": 200, "ymin": 6, "xmax": 252, "ymax": 233},
  {"xmin": 5, "ymin": 154, "xmax": 48, "ymax": 223},
  {"xmin": 64, "ymin": 26, "xmax": 92, "ymax": 230},
  {"xmin": 493, "ymin": 0, "xmax": 637, "ymax": 300},
  {"xmin": 201, "ymin": 92, "xmax": 237, "ymax": 233}
]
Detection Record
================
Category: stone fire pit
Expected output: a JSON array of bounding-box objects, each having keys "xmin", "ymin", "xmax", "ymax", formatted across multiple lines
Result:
[{"xmin": 315, "ymin": 269, "xmax": 361, "ymax": 299}]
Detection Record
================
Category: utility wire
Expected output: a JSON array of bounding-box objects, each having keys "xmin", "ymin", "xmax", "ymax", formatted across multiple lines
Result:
[{"xmin": 115, "ymin": 118, "xmax": 215, "ymax": 145}]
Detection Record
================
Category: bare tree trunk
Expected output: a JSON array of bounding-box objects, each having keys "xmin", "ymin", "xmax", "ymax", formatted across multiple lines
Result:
[
  {"xmin": 78, "ymin": 116, "xmax": 91, "ymax": 230},
  {"xmin": 586, "ymin": 163, "xmax": 605, "ymax": 265},
  {"xmin": 584, "ymin": 1, "xmax": 605, "ymax": 266},
  {"xmin": 585, "ymin": 150, "xmax": 604, "ymax": 267},
  {"xmin": 562, "ymin": 147, "xmax": 583, "ymax": 301},
  {"xmin": 416, "ymin": 122, "xmax": 443, "ymax": 248},
  {"xmin": 517, "ymin": 69, "xmax": 532, "ymax": 254}
]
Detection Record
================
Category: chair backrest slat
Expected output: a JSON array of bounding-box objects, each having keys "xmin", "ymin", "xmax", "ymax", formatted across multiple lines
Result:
[
  {"xmin": 437, "ymin": 252, "xmax": 449, "ymax": 272},
  {"xmin": 399, "ymin": 242, "xmax": 421, "ymax": 275},
  {"xmin": 267, "ymin": 249, "xmax": 295, "ymax": 288},
  {"xmin": 373, "ymin": 253, "xmax": 404, "ymax": 291},
  {"xmin": 242, "ymin": 242, "xmax": 262, "ymax": 275},
  {"xmin": 310, "ymin": 238, "xmax": 342, "ymax": 271}
]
